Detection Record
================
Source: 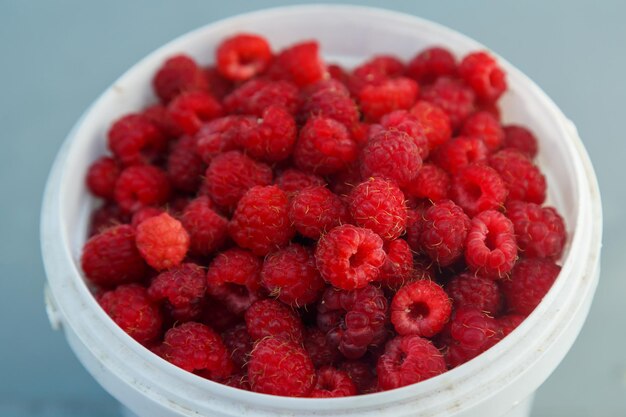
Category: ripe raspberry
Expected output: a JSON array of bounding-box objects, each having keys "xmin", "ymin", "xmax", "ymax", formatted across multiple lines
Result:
[
  {"xmin": 224, "ymin": 79, "xmax": 300, "ymax": 116},
  {"xmin": 275, "ymin": 169, "xmax": 326, "ymax": 197},
  {"xmin": 194, "ymin": 116, "xmax": 245, "ymax": 164},
  {"xmin": 267, "ymin": 41, "xmax": 325, "ymax": 87},
  {"xmin": 421, "ymin": 77, "xmax": 475, "ymax": 129},
  {"xmin": 180, "ymin": 196, "xmax": 228, "ymax": 256},
  {"xmin": 465, "ymin": 210, "xmax": 517, "ymax": 279},
  {"xmin": 310, "ymin": 366, "xmax": 357, "ymax": 398},
  {"xmin": 148, "ymin": 263, "xmax": 206, "ymax": 321},
  {"xmin": 206, "ymin": 248, "xmax": 263, "ymax": 315},
  {"xmin": 160, "ymin": 322, "xmax": 234, "ymax": 380},
  {"xmin": 203, "ymin": 66, "xmax": 235, "ymax": 100},
  {"xmin": 293, "ymin": 117, "xmax": 358, "ymax": 175},
  {"xmin": 236, "ymin": 105, "xmax": 296, "ymax": 162},
  {"xmin": 317, "ymin": 285, "xmax": 388, "ymax": 359},
  {"xmin": 86, "ymin": 157, "xmax": 120, "ymax": 200},
  {"xmin": 229, "ymin": 185, "xmax": 295, "ymax": 256},
  {"xmin": 204, "ymin": 151, "xmax": 273, "ymax": 211},
  {"xmin": 221, "ymin": 323, "xmax": 253, "ymax": 370},
  {"xmin": 167, "ymin": 91, "xmax": 224, "ymax": 135},
  {"xmin": 304, "ymin": 327, "xmax": 341, "ymax": 368},
  {"xmin": 340, "ymin": 360, "xmax": 378, "ymax": 394},
  {"xmin": 391, "ymin": 280, "xmax": 451, "ymax": 337},
  {"xmin": 406, "ymin": 47, "xmax": 457, "ymax": 84},
  {"xmin": 409, "ymin": 101, "xmax": 452, "ymax": 150},
  {"xmin": 220, "ymin": 373, "xmax": 251, "ymax": 390},
  {"xmin": 353, "ymin": 55, "xmax": 405, "ymax": 85},
  {"xmin": 167, "ymin": 135, "xmax": 205, "ymax": 193},
  {"xmin": 136, "ymin": 213, "xmax": 190, "ymax": 271},
  {"xmin": 245, "ymin": 299, "xmax": 304, "ymax": 343},
  {"xmin": 360, "ymin": 130, "xmax": 422, "ymax": 188},
  {"xmin": 99, "ymin": 284, "xmax": 163, "ymax": 344},
  {"xmin": 315, "ymin": 225, "xmax": 386, "ymax": 290},
  {"xmin": 152, "ymin": 54, "xmax": 208, "ymax": 103},
  {"xmin": 403, "ymin": 163, "xmax": 450, "ymax": 202},
  {"xmin": 261, "ymin": 244, "xmax": 325, "ymax": 306},
  {"xmin": 432, "ymin": 136, "xmax": 488, "ymax": 175},
  {"xmin": 489, "ymin": 149, "xmax": 546, "ymax": 204},
  {"xmin": 107, "ymin": 114, "xmax": 167, "ymax": 166},
  {"xmin": 450, "ymin": 164, "xmax": 508, "ymax": 216},
  {"xmin": 444, "ymin": 307, "xmax": 502, "ymax": 368},
  {"xmin": 418, "ymin": 200, "xmax": 471, "ymax": 267},
  {"xmin": 506, "ymin": 201, "xmax": 566, "ymax": 259},
  {"xmin": 377, "ymin": 335, "xmax": 446, "ymax": 390},
  {"xmin": 114, "ymin": 165, "xmax": 171, "ymax": 213},
  {"xmin": 379, "ymin": 110, "xmax": 430, "ymax": 159},
  {"xmin": 498, "ymin": 314, "xmax": 526, "ymax": 337},
  {"xmin": 378, "ymin": 239, "xmax": 415, "ymax": 290},
  {"xmin": 327, "ymin": 64, "xmax": 349, "ymax": 84},
  {"xmin": 216, "ymin": 33, "xmax": 272, "ymax": 81},
  {"xmin": 458, "ymin": 51, "xmax": 507, "ymax": 103},
  {"xmin": 446, "ymin": 272, "xmax": 502, "ymax": 315},
  {"xmin": 81, "ymin": 224, "xmax": 146, "ymax": 286},
  {"xmin": 349, "ymin": 178, "xmax": 407, "ymax": 240},
  {"xmin": 301, "ymin": 90, "xmax": 359, "ymax": 129},
  {"xmin": 461, "ymin": 111, "xmax": 504, "ymax": 152},
  {"xmin": 143, "ymin": 103, "xmax": 184, "ymax": 138},
  {"xmin": 500, "ymin": 258, "xmax": 561, "ymax": 315},
  {"xmin": 358, "ymin": 77, "xmax": 419, "ymax": 122},
  {"xmin": 88, "ymin": 203, "xmax": 128, "ymax": 237},
  {"xmin": 327, "ymin": 162, "xmax": 363, "ymax": 196},
  {"xmin": 502, "ymin": 125, "xmax": 538, "ymax": 159}
]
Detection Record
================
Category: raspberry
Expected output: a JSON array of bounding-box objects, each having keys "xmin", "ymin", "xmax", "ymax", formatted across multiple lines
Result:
[
  {"xmin": 152, "ymin": 54, "xmax": 208, "ymax": 103},
  {"xmin": 358, "ymin": 77, "xmax": 419, "ymax": 122},
  {"xmin": 160, "ymin": 322, "xmax": 233, "ymax": 380},
  {"xmin": 200, "ymin": 297, "xmax": 241, "ymax": 333},
  {"xmin": 180, "ymin": 196, "xmax": 228, "ymax": 256},
  {"xmin": 310, "ymin": 366, "xmax": 357, "ymax": 398},
  {"xmin": 315, "ymin": 225, "xmax": 386, "ymax": 290},
  {"xmin": 99, "ymin": 284, "xmax": 162, "ymax": 344},
  {"xmin": 353, "ymin": 55, "xmax": 405, "ymax": 85},
  {"xmin": 349, "ymin": 178, "xmax": 407, "ymax": 241},
  {"xmin": 304, "ymin": 327, "xmax": 341, "ymax": 368},
  {"xmin": 221, "ymin": 323, "xmax": 253, "ymax": 371},
  {"xmin": 444, "ymin": 307, "xmax": 502, "ymax": 368},
  {"xmin": 167, "ymin": 91, "xmax": 224, "ymax": 135},
  {"xmin": 502, "ymin": 125, "xmax": 538, "ymax": 159},
  {"xmin": 446, "ymin": 272, "xmax": 502, "ymax": 315},
  {"xmin": 114, "ymin": 165, "xmax": 171, "ymax": 213},
  {"xmin": 418, "ymin": 200, "xmax": 471, "ymax": 267},
  {"xmin": 391, "ymin": 280, "xmax": 452, "ymax": 337},
  {"xmin": 206, "ymin": 248, "xmax": 263, "ymax": 315},
  {"xmin": 489, "ymin": 149, "xmax": 546, "ymax": 204},
  {"xmin": 327, "ymin": 64, "xmax": 350, "ymax": 84},
  {"xmin": 506, "ymin": 201, "xmax": 566, "ymax": 259},
  {"xmin": 432, "ymin": 136, "xmax": 488, "ymax": 175},
  {"xmin": 498, "ymin": 314, "xmax": 526, "ymax": 337},
  {"xmin": 317, "ymin": 285, "xmax": 388, "ymax": 359},
  {"xmin": 107, "ymin": 114, "xmax": 167, "ymax": 166},
  {"xmin": 229, "ymin": 185, "xmax": 295, "ymax": 256},
  {"xmin": 409, "ymin": 101, "xmax": 452, "ymax": 150},
  {"xmin": 450, "ymin": 164, "xmax": 508, "ymax": 216},
  {"xmin": 216, "ymin": 33, "xmax": 272, "ymax": 81},
  {"xmin": 293, "ymin": 117, "xmax": 358, "ymax": 175},
  {"xmin": 465, "ymin": 210, "xmax": 517, "ymax": 279},
  {"xmin": 379, "ymin": 110, "xmax": 430, "ymax": 159},
  {"xmin": 203, "ymin": 66, "xmax": 235, "ymax": 100},
  {"xmin": 193, "ymin": 116, "xmax": 242, "ymax": 164},
  {"xmin": 236, "ymin": 105, "xmax": 297, "ymax": 162},
  {"xmin": 421, "ymin": 77, "xmax": 475, "ymax": 129},
  {"xmin": 298, "ymin": 82, "xmax": 360, "ymax": 128},
  {"xmin": 458, "ymin": 51, "xmax": 507, "ymax": 103},
  {"xmin": 500, "ymin": 258, "xmax": 561, "ymax": 315},
  {"xmin": 167, "ymin": 135, "xmax": 205, "ymax": 193},
  {"xmin": 224, "ymin": 79, "xmax": 300, "ymax": 116},
  {"xmin": 143, "ymin": 103, "xmax": 184, "ymax": 138},
  {"xmin": 267, "ymin": 41, "xmax": 325, "ymax": 87},
  {"xmin": 148, "ymin": 263, "xmax": 206, "ymax": 321},
  {"xmin": 288, "ymin": 186, "xmax": 349, "ymax": 240},
  {"xmin": 261, "ymin": 244, "xmax": 325, "ymax": 306},
  {"xmin": 406, "ymin": 47, "xmax": 457, "ymax": 84},
  {"xmin": 245, "ymin": 299, "xmax": 304, "ymax": 343},
  {"xmin": 81, "ymin": 225, "xmax": 146, "ymax": 286},
  {"xmin": 135, "ymin": 212, "xmax": 190, "ymax": 271},
  {"xmin": 360, "ymin": 130, "xmax": 422, "ymax": 188},
  {"xmin": 340, "ymin": 360, "xmax": 378, "ymax": 394},
  {"xmin": 327, "ymin": 162, "xmax": 363, "ymax": 196},
  {"xmin": 204, "ymin": 150, "xmax": 273, "ymax": 210},
  {"xmin": 377, "ymin": 335, "xmax": 446, "ymax": 391},
  {"xmin": 86, "ymin": 157, "xmax": 120, "ymax": 200},
  {"xmin": 88, "ymin": 203, "xmax": 128, "ymax": 237},
  {"xmin": 403, "ymin": 163, "xmax": 450, "ymax": 202},
  {"xmin": 461, "ymin": 111, "xmax": 504, "ymax": 152},
  {"xmin": 275, "ymin": 169, "xmax": 326, "ymax": 196},
  {"xmin": 377, "ymin": 239, "xmax": 415, "ymax": 290}
]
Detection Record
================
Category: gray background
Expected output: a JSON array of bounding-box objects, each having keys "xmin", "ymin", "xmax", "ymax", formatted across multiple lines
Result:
[{"xmin": 1, "ymin": 1, "xmax": 624, "ymax": 416}]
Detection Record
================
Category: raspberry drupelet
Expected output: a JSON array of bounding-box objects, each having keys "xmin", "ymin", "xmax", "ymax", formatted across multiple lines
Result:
[
  {"xmin": 391, "ymin": 280, "xmax": 452, "ymax": 337},
  {"xmin": 500, "ymin": 258, "xmax": 561, "ymax": 315},
  {"xmin": 135, "ymin": 212, "xmax": 190, "ymax": 271},
  {"xmin": 216, "ymin": 33, "xmax": 272, "ymax": 81},
  {"xmin": 147, "ymin": 263, "xmax": 206, "ymax": 321},
  {"xmin": 310, "ymin": 366, "xmax": 358, "ymax": 398},
  {"xmin": 245, "ymin": 299, "xmax": 304, "ymax": 343},
  {"xmin": 506, "ymin": 200, "xmax": 566, "ymax": 259},
  {"xmin": 289, "ymin": 186, "xmax": 350, "ymax": 239}
]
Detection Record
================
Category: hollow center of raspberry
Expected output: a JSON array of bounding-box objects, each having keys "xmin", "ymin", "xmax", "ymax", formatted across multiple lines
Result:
[
  {"xmin": 466, "ymin": 182, "xmax": 483, "ymax": 201},
  {"xmin": 485, "ymin": 230, "xmax": 498, "ymax": 251},
  {"xmin": 349, "ymin": 246, "xmax": 370, "ymax": 269},
  {"xmin": 407, "ymin": 301, "xmax": 430, "ymax": 321}
]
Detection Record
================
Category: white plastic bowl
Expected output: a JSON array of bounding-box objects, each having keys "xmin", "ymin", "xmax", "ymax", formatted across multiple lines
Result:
[{"xmin": 41, "ymin": 5, "xmax": 602, "ymax": 417}]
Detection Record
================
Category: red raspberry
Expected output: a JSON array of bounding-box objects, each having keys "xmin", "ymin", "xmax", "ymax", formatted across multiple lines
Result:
[
  {"xmin": 409, "ymin": 101, "xmax": 452, "ymax": 150},
  {"xmin": 86, "ymin": 157, "xmax": 120, "ymax": 200},
  {"xmin": 360, "ymin": 130, "xmax": 422, "ymax": 188},
  {"xmin": 450, "ymin": 164, "xmax": 508, "ymax": 216},
  {"xmin": 143, "ymin": 103, "xmax": 184, "ymax": 138},
  {"xmin": 506, "ymin": 201, "xmax": 566, "ymax": 259},
  {"xmin": 377, "ymin": 335, "xmax": 446, "ymax": 390},
  {"xmin": 489, "ymin": 149, "xmax": 546, "ymax": 204},
  {"xmin": 229, "ymin": 185, "xmax": 295, "ymax": 256},
  {"xmin": 327, "ymin": 162, "xmax": 363, "ymax": 196},
  {"xmin": 444, "ymin": 307, "xmax": 502, "ymax": 368},
  {"xmin": 315, "ymin": 225, "xmax": 386, "ymax": 290},
  {"xmin": 275, "ymin": 169, "xmax": 326, "ymax": 196},
  {"xmin": 458, "ymin": 51, "xmax": 507, "ymax": 103},
  {"xmin": 107, "ymin": 114, "xmax": 167, "ymax": 166},
  {"xmin": 224, "ymin": 79, "xmax": 299, "ymax": 116},
  {"xmin": 216, "ymin": 33, "xmax": 272, "ymax": 81},
  {"xmin": 152, "ymin": 54, "xmax": 208, "ymax": 103},
  {"xmin": 221, "ymin": 323, "xmax": 253, "ymax": 370},
  {"xmin": 498, "ymin": 314, "xmax": 526, "ymax": 337},
  {"xmin": 114, "ymin": 165, "xmax": 171, "ymax": 213},
  {"xmin": 353, "ymin": 55, "xmax": 405, "ymax": 85},
  {"xmin": 418, "ymin": 200, "xmax": 471, "ymax": 267},
  {"xmin": 502, "ymin": 125, "xmax": 538, "ymax": 159},
  {"xmin": 167, "ymin": 135, "xmax": 205, "ymax": 193},
  {"xmin": 358, "ymin": 77, "xmax": 419, "ymax": 122},
  {"xmin": 432, "ymin": 136, "xmax": 488, "ymax": 175},
  {"xmin": 391, "ymin": 280, "xmax": 452, "ymax": 337},
  {"xmin": 476, "ymin": 100, "xmax": 501, "ymax": 120},
  {"xmin": 465, "ymin": 210, "xmax": 517, "ymax": 279},
  {"xmin": 421, "ymin": 77, "xmax": 475, "ymax": 129},
  {"xmin": 136, "ymin": 212, "xmax": 190, "ymax": 271},
  {"xmin": 310, "ymin": 366, "xmax": 357, "ymax": 398},
  {"xmin": 317, "ymin": 285, "xmax": 388, "ymax": 359},
  {"xmin": 148, "ymin": 263, "xmax": 206, "ymax": 321},
  {"xmin": 328, "ymin": 64, "xmax": 349, "ymax": 83},
  {"xmin": 349, "ymin": 178, "xmax": 407, "ymax": 240},
  {"xmin": 88, "ymin": 203, "xmax": 128, "ymax": 237},
  {"xmin": 403, "ymin": 163, "xmax": 450, "ymax": 202},
  {"xmin": 167, "ymin": 91, "xmax": 224, "ymax": 135},
  {"xmin": 379, "ymin": 110, "xmax": 430, "ymax": 159},
  {"xmin": 194, "ymin": 116, "xmax": 245, "ymax": 164},
  {"xmin": 220, "ymin": 373, "xmax": 251, "ymax": 390},
  {"xmin": 289, "ymin": 185, "xmax": 351, "ymax": 240},
  {"xmin": 261, "ymin": 244, "xmax": 325, "ymax": 306},
  {"xmin": 267, "ymin": 41, "xmax": 325, "ymax": 87},
  {"xmin": 99, "ymin": 284, "xmax": 163, "ymax": 344},
  {"xmin": 81, "ymin": 224, "xmax": 146, "ymax": 286},
  {"xmin": 500, "ymin": 258, "xmax": 561, "ymax": 315},
  {"xmin": 236, "ymin": 105, "xmax": 297, "ymax": 162},
  {"xmin": 248, "ymin": 337, "xmax": 316, "ymax": 397},
  {"xmin": 340, "ymin": 360, "xmax": 378, "ymax": 394},
  {"xmin": 302, "ymin": 78, "xmax": 349, "ymax": 97},
  {"xmin": 461, "ymin": 111, "xmax": 504, "ymax": 152},
  {"xmin": 245, "ymin": 299, "xmax": 304, "ymax": 343},
  {"xmin": 446, "ymin": 272, "xmax": 502, "ymax": 315},
  {"xmin": 204, "ymin": 151, "xmax": 273, "ymax": 211},
  {"xmin": 293, "ymin": 117, "xmax": 358, "ymax": 175},
  {"xmin": 378, "ymin": 239, "xmax": 415, "ymax": 290},
  {"xmin": 203, "ymin": 66, "xmax": 235, "ymax": 100},
  {"xmin": 406, "ymin": 47, "xmax": 457, "ymax": 84},
  {"xmin": 160, "ymin": 322, "xmax": 234, "ymax": 379},
  {"xmin": 206, "ymin": 248, "xmax": 263, "ymax": 315},
  {"xmin": 298, "ymin": 83, "xmax": 360, "ymax": 128},
  {"xmin": 304, "ymin": 327, "xmax": 341, "ymax": 368},
  {"xmin": 180, "ymin": 196, "xmax": 228, "ymax": 256}
]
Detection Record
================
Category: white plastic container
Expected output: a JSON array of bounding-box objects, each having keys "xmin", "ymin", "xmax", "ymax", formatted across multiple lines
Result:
[{"xmin": 41, "ymin": 5, "xmax": 602, "ymax": 417}]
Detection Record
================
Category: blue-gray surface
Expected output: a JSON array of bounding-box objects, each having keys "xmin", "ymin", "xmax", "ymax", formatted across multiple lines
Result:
[{"xmin": 1, "ymin": 1, "xmax": 624, "ymax": 416}]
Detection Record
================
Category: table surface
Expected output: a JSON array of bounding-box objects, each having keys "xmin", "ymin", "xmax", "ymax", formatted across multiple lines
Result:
[{"xmin": 1, "ymin": 1, "xmax": 624, "ymax": 416}]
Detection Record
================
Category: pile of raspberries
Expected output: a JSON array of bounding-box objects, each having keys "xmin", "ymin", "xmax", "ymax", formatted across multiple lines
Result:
[{"xmin": 81, "ymin": 33, "xmax": 567, "ymax": 397}]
